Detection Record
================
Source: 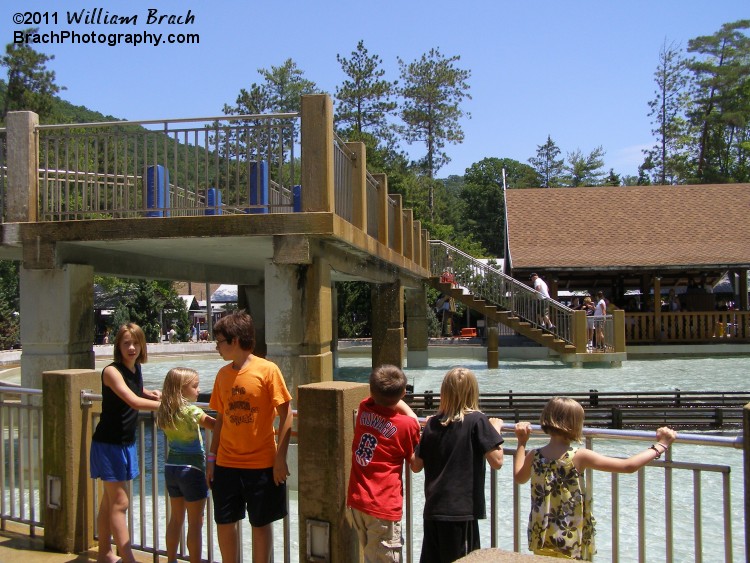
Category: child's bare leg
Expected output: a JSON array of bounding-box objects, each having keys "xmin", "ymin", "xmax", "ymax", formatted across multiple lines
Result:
[
  {"xmin": 96, "ymin": 487, "xmax": 116, "ymax": 563},
  {"xmin": 217, "ymin": 522, "xmax": 239, "ymax": 563},
  {"xmin": 101, "ymin": 481, "xmax": 134, "ymax": 563},
  {"xmin": 185, "ymin": 498, "xmax": 207, "ymax": 563},
  {"xmin": 252, "ymin": 523, "xmax": 273, "ymax": 563},
  {"xmin": 166, "ymin": 496, "xmax": 186, "ymax": 562}
]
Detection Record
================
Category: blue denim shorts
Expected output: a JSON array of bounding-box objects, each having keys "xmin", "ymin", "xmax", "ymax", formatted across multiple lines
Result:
[
  {"xmin": 165, "ymin": 465, "xmax": 209, "ymax": 502},
  {"xmin": 90, "ymin": 440, "xmax": 139, "ymax": 482}
]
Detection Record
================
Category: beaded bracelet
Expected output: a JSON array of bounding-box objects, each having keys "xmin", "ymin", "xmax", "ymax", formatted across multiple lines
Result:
[{"xmin": 649, "ymin": 443, "xmax": 668, "ymax": 459}]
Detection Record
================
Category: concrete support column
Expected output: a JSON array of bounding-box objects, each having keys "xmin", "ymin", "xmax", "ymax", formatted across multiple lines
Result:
[
  {"xmin": 298, "ymin": 382, "xmax": 368, "ymax": 563},
  {"xmin": 6, "ymin": 111, "xmax": 39, "ymax": 223},
  {"xmin": 239, "ymin": 283, "xmax": 267, "ymax": 357},
  {"xmin": 573, "ymin": 310, "xmax": 588, "ymax": 354},
  {"xmin": 373, "ymin": 174, "xmax": 388, "ymax": 248},
  {"xmin": 371, "ymin": 281, "xmax": 404, "ymax": 368},
  {"xmin": 346, "ymin": 142, "xmax": 367, "ymax": 231},
  {"xmin": 487, "ymin": 325, "xmax": 499, "ymax": 368},
  {"xmin": 265, "ymin": 242, "xmax": 333, "ymax": 397},
  {"xmin": 300, "ymin": 95, "xmax": 334, "ymax": 213},
  {"xmin": 43, "ymin": 368, "xmax": 100, "ymax": 553},
  {"xmin": 20, "ymin": 264, "xmax": 95, "ymax": 389},
  {"xmin": 405, "ymin": 286, "xmax": 428, "ymax": 368},
  {"xmin": 331, "ymin": 283, "xmax": 339, "ymax": 369}
]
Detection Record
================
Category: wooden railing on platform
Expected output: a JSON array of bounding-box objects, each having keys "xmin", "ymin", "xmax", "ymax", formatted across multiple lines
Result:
[
  {"xmin": 405, "ymin": 389, "xmax": 750, "ymax": 429},
  {"xmin": 625, "ymin": 311, "xmax": 750, "ymax": 343}
]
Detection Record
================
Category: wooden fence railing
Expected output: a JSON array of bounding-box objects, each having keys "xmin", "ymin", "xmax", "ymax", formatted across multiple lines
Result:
[{"xmin": 624, "ymin": 311, "xmax": 750, "ymax": 343}]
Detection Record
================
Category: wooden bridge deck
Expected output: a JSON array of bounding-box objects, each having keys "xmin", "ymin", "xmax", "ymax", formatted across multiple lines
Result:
[{"xmin": 405, "ymin": 390, "xmax": 750, "ymax": 430}]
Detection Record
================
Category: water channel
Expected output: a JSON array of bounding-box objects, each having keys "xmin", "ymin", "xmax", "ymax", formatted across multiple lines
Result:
[{"xmin": 134, "ymin": 352, "xmax": 748, "ymax": 561}]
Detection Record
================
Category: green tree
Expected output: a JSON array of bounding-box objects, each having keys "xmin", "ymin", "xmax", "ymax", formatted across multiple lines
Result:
[
  {"xmin": 1, "ymin": 28, "xmax": 63, "ymax": 122},
  {"xmin": 218, "ymin": 60, "xmax": 317, "ymax": 204},
  {"xmin": 646, "ymin": 40, "xmax": 691, "ymax": 185},
  {"xmin": 686, "ymin": 20, "xmax": 750, "ymax": 182},
  {"xmin": 335, "ymin": 40, "xmax": 397, "ymax": 143},
  {"xmin": 564, "ymin": 146, "xmax": 606, "ymax": 186},
  {"xmin": 398, "ymin": 48, "xmax": 471, "ymax": 218},
  {"xmin": 100, "ymin": 278, "xmax": 189, "ymax": 343},
  {"xmin": 528, "ymin": 135, "xmax": 565, "ymax": 187},
  {"xmin": 336, "ymin": 281, "xmax": 371, "ymax": 338},
  {"xmin": 458, "ymin": 158, "xmax": 539, "ymax": 256},
  {"xmin": 602, "ymin": 169, "xmax": 622, "ymax": 186},
  {"xmin": 0, "ymin": 261, "xmax": 19, "ymax": 349}
]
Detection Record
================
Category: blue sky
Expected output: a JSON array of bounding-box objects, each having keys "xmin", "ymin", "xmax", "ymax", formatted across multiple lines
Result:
[{"xmin": 2, "ymin": 1, "xmax": 747, "ymax": 179}]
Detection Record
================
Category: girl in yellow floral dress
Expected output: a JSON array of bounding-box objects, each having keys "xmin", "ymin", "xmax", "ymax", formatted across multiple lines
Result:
[{"xmin": 513, "ymin": 397, "xmax": 676, "ymax": 560}]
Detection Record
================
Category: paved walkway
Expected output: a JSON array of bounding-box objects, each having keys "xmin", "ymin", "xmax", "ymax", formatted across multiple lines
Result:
[{"xmin": 0, "ymin": 529, "xmax": 97, "ymax": 563}]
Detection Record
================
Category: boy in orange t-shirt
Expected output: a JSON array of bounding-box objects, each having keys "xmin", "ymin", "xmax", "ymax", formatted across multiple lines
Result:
[{"xmin": 207, "ymin": 310, "xmax": 293, "ymax": 563}]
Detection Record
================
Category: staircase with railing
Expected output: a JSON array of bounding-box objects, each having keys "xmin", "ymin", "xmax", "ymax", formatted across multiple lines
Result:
[{"xmin": 428, "ymin": 240, "xmax": 608, "ymax": 357}]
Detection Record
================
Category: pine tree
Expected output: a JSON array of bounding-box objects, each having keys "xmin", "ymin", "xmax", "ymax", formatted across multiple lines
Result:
[
  {"xmin": 398, "ymin": 48, "xmax": 471, "ymax": 218},
  {"xmin": 646, "ymin": 40, "xmax": 691, "ymax": 185},
  {"xmin": 528, "ymin": 135, "xmax": 565, "ymax": 188},
  {"xmin": 335, "ymin": 40, "xmax": 397, "ymax": 143}
]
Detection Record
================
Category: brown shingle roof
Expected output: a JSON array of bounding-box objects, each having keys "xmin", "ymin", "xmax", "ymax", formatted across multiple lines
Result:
[{"xmin": 505, "ymin": 184, "xmax": 750, "ymax": 270}]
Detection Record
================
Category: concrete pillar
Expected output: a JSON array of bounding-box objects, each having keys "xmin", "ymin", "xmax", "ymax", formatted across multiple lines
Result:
[
  {"xmin": 573, "ymin": 310, "xmax": 588, "ymax": 354},
  {"xmin": 239, "ymin": 283, "xmax": 267, "ymax": 357},
  {"xmin": 300, "ymin": 95, "xmax": 334, "ymax": 213},
  {"xmin": 265, "ymin": 241, "xmax": 333, "ymax": 397},
  {"xmin": 331, "ymin": 283, "xmax": 339, "ymax": 369},
  {"xmin": 6, "ymin": 111, "xmax": 39, "ymax": 223},
  {"xmin": 346, "ymin": 142, "xmax": 366, "ymax": 231},
  {"xmin": 20, "ymin": 264, "xmax": 95, "ymax": 389},
  {"xmin": 373, "ymin": 174, "xmax": 388, "ymax": 248},
  {"xmin": 391, "ymin": 194, "xmax": 404, "ymax": 255},
  {"xmin": 42, "ymin": 368, "xmax": 100, "ymax": 553},
  {"xmin": 487, "ymin": 325, "xmax": 499, "ymax": 368},
  {"xmin": 405, "ymin": 286, "xmax": 428, "ymax": 368},
  {"xmin": 297, "ymin": 382, "xmax": 368, "ymax": 563},
  {"xmin": 371, "ymin": 281, "xmax": 404, "ymax": 368}
]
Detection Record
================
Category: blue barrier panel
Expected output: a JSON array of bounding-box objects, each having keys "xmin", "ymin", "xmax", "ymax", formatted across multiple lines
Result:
[
  {"xmin": 293, "ymin": 185, "xmax": 302, "ymax": 212},
  {"xmin": 247, "ymin": 161, "xmax": 268, "ymax": 214},
  {"xmin": 206, "ymin": 187, "xmax": 223, "ymax": 215},
  {"xmin": 146, "ymin": 165, "xmax": 170, "ymax": 217}
]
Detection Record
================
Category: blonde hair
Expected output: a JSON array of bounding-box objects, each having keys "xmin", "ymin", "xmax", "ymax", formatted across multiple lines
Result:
[
  {"xmin": 113, "ymin": 323, "xmax": 148, "ymax": 364},
  {"xmin": 156, "ymin": 367, "xmax": 198, "ymax": 430},
  {"xmin": 437, "ymin": 367, "xmax": 480, "ymax": 425},
  {"xmin": 539, "ymin": 397, "xmax": 585, "ymax": 442}
]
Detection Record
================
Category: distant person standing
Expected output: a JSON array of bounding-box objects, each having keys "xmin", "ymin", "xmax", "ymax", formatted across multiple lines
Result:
[
  {"xmin": 531, "ymin": 273, "xmax": 555, "ymax": 330},
  {"xmin": 594, "ymin": 291, "xmax": 607, "ymax": 350}
]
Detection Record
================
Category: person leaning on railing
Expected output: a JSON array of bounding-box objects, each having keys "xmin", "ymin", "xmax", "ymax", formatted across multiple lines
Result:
[{"xmin": 513, "ymin": 397, "xmax": 677, "ymax": 561}]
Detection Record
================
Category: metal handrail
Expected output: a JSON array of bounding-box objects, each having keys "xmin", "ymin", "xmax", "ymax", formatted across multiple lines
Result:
[
  {"xmin": 429, "ymin": 240, "xmax": 575, "ymax": 343},
  {"xmin": 35, "ymin": 112, "xmax": 300, "ymax": 131}
]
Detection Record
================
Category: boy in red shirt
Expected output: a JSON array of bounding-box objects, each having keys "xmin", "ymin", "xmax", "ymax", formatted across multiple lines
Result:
[{"xmin": 347, "ymin": 365, "xmax": 421, "ymax": 562}]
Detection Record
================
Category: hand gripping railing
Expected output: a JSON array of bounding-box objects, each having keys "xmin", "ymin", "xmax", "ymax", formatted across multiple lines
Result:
[{"xmin": 429, "ymin": 240, "xmax": 575, "ymax": 344}]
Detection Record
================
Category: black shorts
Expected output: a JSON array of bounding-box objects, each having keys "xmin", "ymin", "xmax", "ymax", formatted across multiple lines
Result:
[
  {"xmin": 420, "ymin": 519, "xmax": 480, "ymax": 563},
  {"xmin": 211, "ymin": 465, "xmax": 287, "ymax": 527}
]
